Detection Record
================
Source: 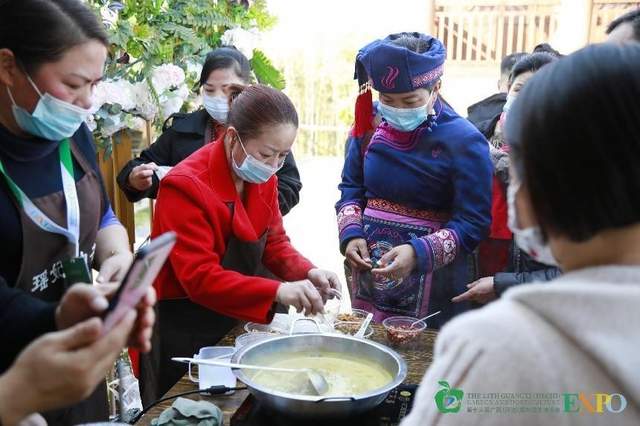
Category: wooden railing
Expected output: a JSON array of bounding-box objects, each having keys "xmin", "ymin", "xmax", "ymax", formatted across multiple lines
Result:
[
  {"xmin": 432, "ymin": 0, "xmax": 639, "ymax": 63},
  {"xmin": 433, "ymin": 0, "xmax": 561, "ymax": 63},
  {"xmin": 588, "ymin": 0, "xmax": 640, "ymax": 42}
]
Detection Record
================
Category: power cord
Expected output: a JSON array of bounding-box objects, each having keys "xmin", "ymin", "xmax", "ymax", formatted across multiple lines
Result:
[{"xmin": 129, "ymin": 385, "xmax": 248, "ymax": 424}]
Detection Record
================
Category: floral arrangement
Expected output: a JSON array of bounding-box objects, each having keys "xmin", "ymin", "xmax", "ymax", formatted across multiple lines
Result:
[
  {"xmin": 89, "ymin": 64, "xmax": 190, "ymax": 140},
  {"xmin": 85, "ymin": 0, "xmax": 283, "ymax": 155}
]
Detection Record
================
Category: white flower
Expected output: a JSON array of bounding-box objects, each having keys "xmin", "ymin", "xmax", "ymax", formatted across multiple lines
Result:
[
  {"xmin": 132, "ymin": 82, "xmax": 158, "ymax": 121},
  {"xmin": 185, "ymin": 60, "xmax": 203, "ymax": 81},
  {"xmin": 100, "ymin": 113, "xmax": 127, "ymax": 137},
  {"xmin": 150, "ymin": 64, "xmax": 186, "ymax": 95},
  {"xmin": 124, "ymin": 115, "xmax": 147, "ymax": 133},
  {"xmin": 100, "ymin": 5, "xmax": 119, "ymax": 29},
  {"xmin": 92, "ymin": 79, "xmax": 137, "ymax": 111},
  {"xmin": 220, "ymin": 27, "xmax": 259, "ymax": 60},
  {"xmin": 85, "ymin": 114, "xmax": 97, "ymax": 132},
  {"xmin": 159, "ymin": 85, "xmax": 190, "ymax": 119}
]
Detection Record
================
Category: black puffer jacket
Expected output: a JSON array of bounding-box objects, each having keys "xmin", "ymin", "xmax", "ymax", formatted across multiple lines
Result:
[
  {"xmin": 494, "ymin": 242, "xmax": 562, "ymax": 296},
  {"xmin": 467, "ymin": 92, "xmax": 507, "ymax": 127}
]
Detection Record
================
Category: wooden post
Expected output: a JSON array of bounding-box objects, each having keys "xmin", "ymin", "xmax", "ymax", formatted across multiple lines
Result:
[
  {"xmin": 145, "ymin": 120, "xmax": 154, "ymax": 225},
  {"xmin": 97, "ymin": 131, "xmax": 135, "ymax": 251},
  {"xmin": 426, "ymin": 0, "xmax": 436, "ymax": 36}
]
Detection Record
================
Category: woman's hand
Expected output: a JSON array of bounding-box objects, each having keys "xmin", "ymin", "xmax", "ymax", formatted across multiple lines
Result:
[
  {"xmin": 95, "ymin": 284, "xmax": 157, "ymax": 353},
  {"xmin": 345, "ymin": 238, "xmax": 372, "ymax": 270},
  {"xmin": 55, "ymin": 284, "xmax": 109, "ymax": 330},
  {"xmin": 451, "ymin": 277, "xmax": 497, "ymax": 304},
  {"xmin": 128, "ymin": 163, "xmax": 158, "ymax": 191},
  {"xmin": 275, "ymin": 281, "xmax": 324, "ymax": 316},
  {"xmin": 96, "ymin": 251, "xmax": 133, "ymax": 284},
  {"xmin": 306, "ymin": 269, "xmax": 341, "ymax": 303},
  {"xmin": 55, "ymin": 283, "xmax": 156, "ymax": 353},
  {"xmin": 372, "ymin": 244, "xmax": 417, "ymax": 281},
  {"xmin": 0, "ymin": 312, "xmax": 135, "ymax": 426}
]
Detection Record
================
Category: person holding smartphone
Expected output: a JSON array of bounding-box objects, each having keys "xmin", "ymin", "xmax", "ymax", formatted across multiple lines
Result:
[
  {"xmin": 0, "ymin": 278, "xmax": 156, "ymax": 426},
  {"xmin": 0, "ymin": 1, "xmax": 135, "ymax": 423}
]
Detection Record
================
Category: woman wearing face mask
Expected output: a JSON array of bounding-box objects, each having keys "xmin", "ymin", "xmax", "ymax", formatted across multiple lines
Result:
[
  {"xmin": 455, "ymin": 52, "xmax": 561, "ymax": 305},
  {"xmin": 402, "ymin": 42, "xmax": 640, "ymax": 426},
  {"xmin": 0, "ymin": 0, "xmax": 149, "ymax": 423},
  {"xmin": 336, "ymin": 32, "xmax": 492, "ymax": 327},
  {"xmin": 140, "ymin": 84, "xmax": 341, "ymax": 403},
  {"xmin": 116, "ymin": 47, "xmax": 302, "ymax": 215}
]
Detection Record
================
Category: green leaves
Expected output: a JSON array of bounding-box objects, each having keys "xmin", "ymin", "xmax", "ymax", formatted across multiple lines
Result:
[
  {"xmin": 88, "ymin": 0, "xmax": 284, "ymax": 155},
  {"xmin": 251, "ymin": 49, "xmax": 286, "ymax": 90}
]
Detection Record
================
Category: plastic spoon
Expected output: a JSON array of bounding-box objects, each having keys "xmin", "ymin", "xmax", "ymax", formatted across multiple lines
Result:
[
  {"xmin": 172, "ymin": 357, "xmax": 329, "ymax": 395},
  {"xmin": 354, "ymin": 312, "xmax": 374, "ymax": 338},
  {"xmin": 410, "ymin": 310, "xmax": 442, "ymax": 329}
]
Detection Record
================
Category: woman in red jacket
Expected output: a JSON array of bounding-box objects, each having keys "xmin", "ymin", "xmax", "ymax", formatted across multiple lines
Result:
[{"xmin": 140, "ymin": 84, "xmax": 341, "ymax": 402}]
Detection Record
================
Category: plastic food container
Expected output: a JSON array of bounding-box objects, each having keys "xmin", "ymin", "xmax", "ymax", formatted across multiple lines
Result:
[
  {"xmin": 189, "ymin": 346, "xmax": 237, "ymax": 392},
  {"xmin": 382, "ymin": 316, "xmax": 426, "ymax": 348},
  {"xmin": 333, "ymin": 321, "xmax": 374, "ymax": 339},
  {"xmin": 235, "ymin": 332, "xmax": 275, "ymax": 350},
  {"xmin": 244, "ymin": 322, "xmax": 282, "ymax": 334}
]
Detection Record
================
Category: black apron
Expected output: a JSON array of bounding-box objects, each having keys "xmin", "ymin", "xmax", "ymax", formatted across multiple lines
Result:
[
  {"xmin": 8, "ymin": 140, "xmax": 109, "ymax": 425},
  {"xmin": 139, "ymin": 204, "xmax": 270, "ymax": 406}
]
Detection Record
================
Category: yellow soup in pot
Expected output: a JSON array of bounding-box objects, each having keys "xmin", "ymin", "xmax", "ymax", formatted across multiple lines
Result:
[{"xmin": 249, "ymin": 352, "xmax": 393, "ymax": 397}]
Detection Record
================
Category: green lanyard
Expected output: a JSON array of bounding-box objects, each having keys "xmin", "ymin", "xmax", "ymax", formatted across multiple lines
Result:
[{"xmin": 0, "ymin": 139, "xmax": 80, "ymax": 256}]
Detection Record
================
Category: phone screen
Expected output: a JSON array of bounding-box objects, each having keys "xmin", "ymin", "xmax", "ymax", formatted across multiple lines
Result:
[{"xmin": 102, "ymin": 232, "xmax": 176, "ymax": 333}]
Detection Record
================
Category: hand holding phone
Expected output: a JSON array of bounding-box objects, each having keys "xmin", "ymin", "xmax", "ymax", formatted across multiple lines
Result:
[{"xmin": 102, "ymin": 232, "xmax": 176, "ymax": 333}]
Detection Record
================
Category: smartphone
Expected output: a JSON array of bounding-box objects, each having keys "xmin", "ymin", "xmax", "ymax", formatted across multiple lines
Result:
[{"xmin": 102, "ymin": 231, "xmax": 177, "ymax": 333}]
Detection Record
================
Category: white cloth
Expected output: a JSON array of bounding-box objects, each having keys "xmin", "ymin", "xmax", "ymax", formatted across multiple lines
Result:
[
  {"xmin": 401, "ymin": 265, "xmax": 640, "ymax": 425},
  {"xmin": 155, "ymin": 166, "xmax": 173, "ymax": 181}
]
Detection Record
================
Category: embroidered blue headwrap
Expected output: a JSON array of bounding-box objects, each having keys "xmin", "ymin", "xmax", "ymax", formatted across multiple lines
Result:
[{"xmin": 355, "ymin": 32, "xmax": 446, "ymax": 94}]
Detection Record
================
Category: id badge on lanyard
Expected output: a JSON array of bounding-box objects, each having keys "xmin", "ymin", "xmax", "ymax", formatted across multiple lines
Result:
[{"xmin": 0, "ymin": 139, "xmax": 89, "ymax": 285}]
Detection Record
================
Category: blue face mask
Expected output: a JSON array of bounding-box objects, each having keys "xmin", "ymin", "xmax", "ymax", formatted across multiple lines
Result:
[
  {"xmin": 379, "ymin": 91, "xmax": 435, "ymax": 132},
  {"xmin": 231, "ymin": 133, "xmax": 283, "ymax": 184},
  {"xmin": 203, "ymin": 94, "xmax": 229, "ymax": 124},
  {"xmin": 7, "ymin": 74, "xmax": 92, "ymax": 141}
]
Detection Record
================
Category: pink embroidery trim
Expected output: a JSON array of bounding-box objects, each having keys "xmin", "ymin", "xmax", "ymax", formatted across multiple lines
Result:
[
  {"xmin": 381, "ymin": 66, "xmax": 400, "ymax": 89},
  {"xmin": 412, "ymin": 65, "xmax": 444, "ymax": 88},
  {"xmin": 337, "ymin": 203, "xmax": 364, "ymax": 234},
  {"xmin": 424, "ymin": 228, "xmax": 458, "ymax": 269}
]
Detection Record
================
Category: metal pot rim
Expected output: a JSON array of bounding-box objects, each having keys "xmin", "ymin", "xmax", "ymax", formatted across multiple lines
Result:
[{"xmin": 231, "ymin": 333, "xmax": 408, "ymax": 402}]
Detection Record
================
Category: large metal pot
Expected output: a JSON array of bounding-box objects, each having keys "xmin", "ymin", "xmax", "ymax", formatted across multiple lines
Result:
[{"xmin": 231, "ymin": 333, "xmax": 408, "ymax": 418}]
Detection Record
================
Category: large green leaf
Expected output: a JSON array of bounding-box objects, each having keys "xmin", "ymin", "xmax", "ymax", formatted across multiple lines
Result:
[{"xmin": 251, "ymin": 49, "xmax": 286, "ymax": 90}]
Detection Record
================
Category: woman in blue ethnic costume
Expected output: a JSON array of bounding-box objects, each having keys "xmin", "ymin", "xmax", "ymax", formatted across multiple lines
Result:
[{"xmin": 336, "ymin": 32, "xmax": 492, "ymax": 328}]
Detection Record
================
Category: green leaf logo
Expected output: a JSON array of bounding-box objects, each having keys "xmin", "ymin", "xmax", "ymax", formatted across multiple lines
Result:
[{"xmin": 434, "ymin": 380, "xmax": 464, "ymax": 413}]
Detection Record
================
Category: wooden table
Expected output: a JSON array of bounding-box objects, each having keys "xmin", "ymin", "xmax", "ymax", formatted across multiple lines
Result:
[{"xmin": 136, "ymin": 324, "xmax": 437, "ymax": 425}]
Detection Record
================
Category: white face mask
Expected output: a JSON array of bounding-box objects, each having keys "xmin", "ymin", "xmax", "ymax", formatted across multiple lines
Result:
[
  {"xmin": 503, "ymin": 94, "xmax": 517, "ymax": 113},
  {"xmin": 203, "ymin": 94, "xmax": 229, "ymax": 124},
  {"xmin": 507, "ymin": 180, "xmax": 559, "ymax": 266}
]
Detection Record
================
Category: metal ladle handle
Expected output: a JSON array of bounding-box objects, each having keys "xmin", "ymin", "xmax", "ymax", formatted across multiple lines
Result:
[{"xmin": 172, "ymin": 357, "xmax": 308, "ymax": 374}]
